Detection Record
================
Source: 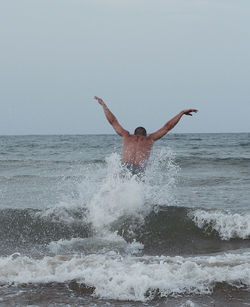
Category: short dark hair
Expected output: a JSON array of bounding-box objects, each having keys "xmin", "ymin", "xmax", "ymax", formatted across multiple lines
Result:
[{"xmin": 134, "ymin": 127, "xmax": 147, "ymax": 136}]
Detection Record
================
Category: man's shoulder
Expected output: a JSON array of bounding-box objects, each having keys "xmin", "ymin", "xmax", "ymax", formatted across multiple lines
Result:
[
  {"xmin": 123, "ymin": 135, "xmax": 153, "ymax": 143},
  {"xmin": 122, "ymin": 132, "xmax": 132, "ymax": 138}
]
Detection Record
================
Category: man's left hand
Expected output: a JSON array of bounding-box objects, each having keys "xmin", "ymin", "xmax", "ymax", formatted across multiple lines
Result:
[{"xmin": 182, "ymin": 109, "xmax": 198, "ymax": 116}]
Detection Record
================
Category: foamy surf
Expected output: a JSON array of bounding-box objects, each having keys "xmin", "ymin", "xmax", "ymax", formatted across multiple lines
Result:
[{"xmin": 0, "ymin": 250, "xmax": 250, "ymax": 301}]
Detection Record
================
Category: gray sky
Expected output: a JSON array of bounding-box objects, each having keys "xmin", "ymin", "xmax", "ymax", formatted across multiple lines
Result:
[{"xmin": 0, "ymin": 0, "xmax": 250, "ymax": 135}]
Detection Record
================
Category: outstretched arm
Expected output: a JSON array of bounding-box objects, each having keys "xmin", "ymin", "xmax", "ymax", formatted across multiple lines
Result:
[
  {"xmin": 94, "ymin": 96, "xmax": 129, "ymax": 137},
  {"xmin": 149, "ymin": 109, "xmax": 198, "ymax": 141}
]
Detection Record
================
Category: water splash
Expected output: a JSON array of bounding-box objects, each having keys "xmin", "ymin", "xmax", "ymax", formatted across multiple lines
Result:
[{"xmin": 39, "ymin": 148, "xmax": 179, "ymax": 236}]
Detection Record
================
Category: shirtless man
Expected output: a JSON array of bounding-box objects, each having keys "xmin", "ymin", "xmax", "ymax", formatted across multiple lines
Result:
[{"xmin": 94, "ymin": 96, "xmax": 197, "ymax": 176}]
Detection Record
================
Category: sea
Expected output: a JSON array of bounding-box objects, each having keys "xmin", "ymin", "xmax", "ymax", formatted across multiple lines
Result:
[{"xmin": 0, "ymin": 133, "xmax": 250, "ymax": 307}]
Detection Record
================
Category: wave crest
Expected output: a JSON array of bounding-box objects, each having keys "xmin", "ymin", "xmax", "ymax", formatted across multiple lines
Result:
[{"xmin": 191, "ymin": 209, "xmax": 250, "ymax": 240}]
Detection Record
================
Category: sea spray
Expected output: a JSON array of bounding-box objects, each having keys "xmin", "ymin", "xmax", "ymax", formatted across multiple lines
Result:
[{"xmin": 144, "ymin": 147, "xmax": 180, "ymax": 208}]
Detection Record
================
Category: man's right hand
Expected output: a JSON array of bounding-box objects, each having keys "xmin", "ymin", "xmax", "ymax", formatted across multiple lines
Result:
[{"xmin": 94, "ymin": 96, "xmax": 105, "ymax": 106}]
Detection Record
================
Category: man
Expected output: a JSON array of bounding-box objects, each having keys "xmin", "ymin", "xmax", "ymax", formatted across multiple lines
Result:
[{"xmin": 94, "ymin": 96, "xmax": 197, "ymax": 176}]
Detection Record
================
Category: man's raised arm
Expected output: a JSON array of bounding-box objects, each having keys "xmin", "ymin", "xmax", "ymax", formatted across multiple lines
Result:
[
  {"xmin": 94, "ymin": 96, "xmax": 129, "ymax": 137},
  {"xmin": 149, "ymin": 109, "xmax": 198, "ymax": 141}
]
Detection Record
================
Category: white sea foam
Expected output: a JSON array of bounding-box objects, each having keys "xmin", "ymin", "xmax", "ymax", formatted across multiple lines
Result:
[
  {"xmin": 0, "ymin": 251, "xmax": 250, "ymax": 301},
  {"xmin": 191, "ymin": 209, "xmax": 250, "ymax": 240},
  {"xmin": 48, "ymin": 235, "xmax": 143, "ymax": 256}
]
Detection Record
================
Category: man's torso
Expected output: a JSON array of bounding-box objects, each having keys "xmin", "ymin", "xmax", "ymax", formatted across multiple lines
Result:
[{"xmin": 122, "ymin": 135, "xmax": 154, "ymax": 168}]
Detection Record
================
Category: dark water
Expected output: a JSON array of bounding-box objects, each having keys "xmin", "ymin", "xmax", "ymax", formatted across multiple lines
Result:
[{"xmin": 0, "ymin": 134, "xmax": 250, "ymax": 306}]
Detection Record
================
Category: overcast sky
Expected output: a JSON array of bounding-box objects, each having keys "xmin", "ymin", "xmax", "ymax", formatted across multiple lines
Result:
[{"xmin": 0, "ymin": 0, "xmax": 250, "ymax": 135}]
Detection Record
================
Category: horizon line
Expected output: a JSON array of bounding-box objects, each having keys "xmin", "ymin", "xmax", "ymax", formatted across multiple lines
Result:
[{"xmin": 0, "ymin": 132, "xmax": 249, "ymax": 137}]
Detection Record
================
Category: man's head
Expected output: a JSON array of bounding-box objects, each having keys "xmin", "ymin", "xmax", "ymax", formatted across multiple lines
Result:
[{"xmin": 134, "ymin": 126, "xmax": 147, "ymax": 136}]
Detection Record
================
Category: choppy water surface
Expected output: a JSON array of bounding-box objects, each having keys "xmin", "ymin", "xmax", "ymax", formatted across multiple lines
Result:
[{"xmin": 0, "ymin": 133, "xmax": 250, "ymax": 306}]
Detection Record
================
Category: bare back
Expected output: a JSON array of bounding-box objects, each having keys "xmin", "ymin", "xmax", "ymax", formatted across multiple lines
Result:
[{"xmin": 122, "ymin": 134, "xmax": 154, "ymax": 168}]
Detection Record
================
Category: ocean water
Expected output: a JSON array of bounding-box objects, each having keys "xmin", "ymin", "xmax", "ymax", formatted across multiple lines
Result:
[{"xmin": 0, "ymin": 133, "xmax": 250, "ymax": 307}]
